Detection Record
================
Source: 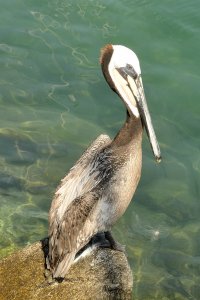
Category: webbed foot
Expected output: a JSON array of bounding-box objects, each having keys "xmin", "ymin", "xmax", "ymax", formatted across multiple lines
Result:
[{"xmin": 104, "ymin": 231, "xmax": 126, "ymax": 253}]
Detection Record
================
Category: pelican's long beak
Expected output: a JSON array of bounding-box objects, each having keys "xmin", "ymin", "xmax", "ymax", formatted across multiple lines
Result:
[
  {"xmin": 127, "ymin": 74, "xmax": 161, "ymax": 162},
  {"xmin": 110, "ymin": 65, "xmax": 161, "ymax": 162}
]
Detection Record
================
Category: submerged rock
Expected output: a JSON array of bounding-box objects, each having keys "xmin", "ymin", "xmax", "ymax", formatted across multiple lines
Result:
[{"xmin": 0, "ymin": 240, "xmax": 133, "ymax": 300}]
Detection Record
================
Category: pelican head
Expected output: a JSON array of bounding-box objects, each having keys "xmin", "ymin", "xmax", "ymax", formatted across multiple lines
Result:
[{"xmin": 100, "ymin": 44, "xmax": 161, "ymax": 162}]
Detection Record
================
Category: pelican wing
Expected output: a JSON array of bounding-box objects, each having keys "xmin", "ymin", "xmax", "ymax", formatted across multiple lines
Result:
[
  {"xmin": 49, "ymin": 134, "xmax": 111, "ymax": 225},
  {"xmin": 47, "ymin": 134, "xmax": 111, "ymax": 277},
  {"xmin": 49, "ymin": 190, "xmax": 98, "ymax": 278}
]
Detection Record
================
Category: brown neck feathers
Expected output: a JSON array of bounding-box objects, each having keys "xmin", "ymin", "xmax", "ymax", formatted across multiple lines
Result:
[
  {"xmin": 113, "ymin": 114, "xmax": 143, "ymax": 147},
  {"xmin": 100, "ymin": 44, "xmax": 116, "ymax": 93}
]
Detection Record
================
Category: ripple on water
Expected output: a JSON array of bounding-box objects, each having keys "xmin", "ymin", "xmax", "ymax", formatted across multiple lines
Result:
[{"xmin": 128, "ymin": 211, "xmax": 170, "ymax": 242}]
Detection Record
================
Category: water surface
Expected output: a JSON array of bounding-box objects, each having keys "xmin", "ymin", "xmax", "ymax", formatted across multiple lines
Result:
[{"xmin": 0, "ymin": 1, "xmax": 200, "ymax": 299}]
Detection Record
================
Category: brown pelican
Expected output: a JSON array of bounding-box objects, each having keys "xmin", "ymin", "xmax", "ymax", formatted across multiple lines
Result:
[{"xmin": 46, "ymin": 44, "xmax": 161, "ymax": 279}]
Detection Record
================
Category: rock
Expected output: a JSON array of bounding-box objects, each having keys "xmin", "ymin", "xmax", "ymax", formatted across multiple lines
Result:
[{"xmin": 0, "ymin": 240, "xmax": 133, "ymax": 300}]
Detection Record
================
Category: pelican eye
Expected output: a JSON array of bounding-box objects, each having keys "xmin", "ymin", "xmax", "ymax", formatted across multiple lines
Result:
[
  {"xmin": 116, "ymin": 64, "xmax": 138, "ymax": 81},
  {"xmin": 126, "ymin": 64, "xmax": 138, "ymax": 80}
]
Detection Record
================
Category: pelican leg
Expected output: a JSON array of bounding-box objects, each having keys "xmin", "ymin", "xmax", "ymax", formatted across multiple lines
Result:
[
  {"xmin": 104, "ymin": 231, "xmax": 126, "ymax": 253},
  {"xmin": 90, "ymin": 232, "xmax": 110, "ymax": 248}
]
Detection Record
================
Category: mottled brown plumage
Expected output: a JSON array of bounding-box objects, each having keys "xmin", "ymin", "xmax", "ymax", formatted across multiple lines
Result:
[{"xmin": 47, "ymin": 44, "xmax": 161, "ymax": 279}]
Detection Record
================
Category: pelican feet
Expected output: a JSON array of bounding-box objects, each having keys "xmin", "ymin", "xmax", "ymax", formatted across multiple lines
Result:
[
  {"xmin": 104, "ymin": 231, "xmax": 126, "ymax": 253},
  {"xmin": 77, "ymin": 232, "xmax": 126, "ymax": 254}
]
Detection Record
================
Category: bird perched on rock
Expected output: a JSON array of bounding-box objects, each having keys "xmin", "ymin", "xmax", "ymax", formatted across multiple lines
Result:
[{"xmin": 46, "ymin": 44, "xmax": 161, "ymax": 279}]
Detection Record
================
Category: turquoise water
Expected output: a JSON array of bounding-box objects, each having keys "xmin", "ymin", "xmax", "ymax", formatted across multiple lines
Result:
[{"xmin": 0, "ymin": 0, "xmax": 200, "ymax": 299}]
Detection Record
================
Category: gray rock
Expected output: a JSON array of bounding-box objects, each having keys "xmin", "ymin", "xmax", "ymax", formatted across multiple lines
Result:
[{"xmin": 0, "ymin": 240, "xmax": 133, "ymax": 300}]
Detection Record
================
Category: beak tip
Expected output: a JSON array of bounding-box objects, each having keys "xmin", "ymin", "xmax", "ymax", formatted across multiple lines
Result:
[{"xmin": 156, "ymin": 155, "xmax": 162, "ymax": 163}]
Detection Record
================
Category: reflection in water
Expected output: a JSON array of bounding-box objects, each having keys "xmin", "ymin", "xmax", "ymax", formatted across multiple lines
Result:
[{"xmin": 129, "ymin": 212, "xmax": 170, "ymax": 242}]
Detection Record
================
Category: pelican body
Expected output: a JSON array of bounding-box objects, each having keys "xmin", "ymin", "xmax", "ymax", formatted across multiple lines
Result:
[{"xmin": 47, "ymin": 44, "xmax": 161, "ymax": 279}]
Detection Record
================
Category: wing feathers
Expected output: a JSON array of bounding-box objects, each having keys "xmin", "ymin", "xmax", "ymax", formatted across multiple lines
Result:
[
  {"xmin": 53, "ymin": 252, "xmax": 75, "ymax": 278},
  {"xmin": 49, "ymin": 191, "xmax": 98, "ymax": 278},
  {"xmin": 49, "ymin": 134, "xmax": 111, "ymax": 224},
  {"xmin": 48, "ymin": 134, "xmax": 111, "ymax": 278}
]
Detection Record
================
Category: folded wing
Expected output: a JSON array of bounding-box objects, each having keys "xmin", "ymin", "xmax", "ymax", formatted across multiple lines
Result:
[{"xmin": 47, "ymin": 134, "xmax": 111, "ymax": 277}]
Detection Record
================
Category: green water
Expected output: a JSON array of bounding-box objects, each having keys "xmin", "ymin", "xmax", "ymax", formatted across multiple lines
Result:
[{"xmin": 0, "ymin": 0, "xmax": 200, "ymax": 299}]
